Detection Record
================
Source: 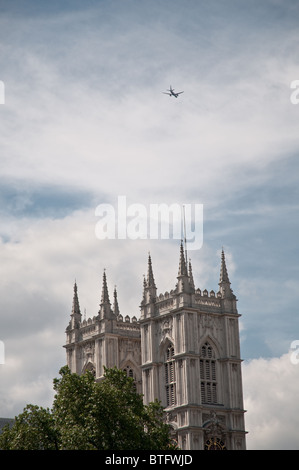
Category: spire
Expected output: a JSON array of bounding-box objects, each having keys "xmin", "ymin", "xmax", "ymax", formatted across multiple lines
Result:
[
  {"xmin": 141, "ymin": 253, "xmax": 157, "ymax": 311},
  {"xmin": 178, "ymin": 240, "xmax": 188, "ymax": 277},
  {"xmin": 188, "ymin": 258, "xmax": 195, "ymax": 291},
  {"xmin": 142, "ymin": 274, "xmax": 147, "ymax": 302},
  {"xmin": 219, "ymin": 249, "xmax": 235, "ymax": 299},
  {"xmin": 113, "ymin": 285, "xmax": 120, "ymax": 317},
  {"xmin": 219, "ymin": 249, "xmax": 230, "ymax": 284},
  {"xmin": 147, "ymin": 253, "xmax": 156, "ymax": 289},
  {"xmin": 99, "ymin": 269, "xmax": 114, "ymax": 319},
  {"xmin": 70, "ymin": 280, "xmax": 81, "ymax": 329},
  {"xmin": 101, "ymin": 269, "xmax": 110, "ymax": 304},
  {"xmin": 72, "ymin": 280, "xmax": 81, "ymax": 316},
  {"xmin": 176, "ymin": 240, "xmax": 192, "ymax": 295}
]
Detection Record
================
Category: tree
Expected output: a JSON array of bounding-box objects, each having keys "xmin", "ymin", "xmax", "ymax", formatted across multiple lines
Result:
[
  {"xmin": 0, "ymin": 404, "xmax": 58, "ymax": 450},
  {"xmin": 0, "ymin": 366, "xmax": 176, "ymax": 450}
]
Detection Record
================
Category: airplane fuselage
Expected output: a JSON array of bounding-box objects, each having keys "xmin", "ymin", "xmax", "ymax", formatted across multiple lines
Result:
[{"xmin": 163, "ymin": 86, "xmax": 183, "ymax": 98}]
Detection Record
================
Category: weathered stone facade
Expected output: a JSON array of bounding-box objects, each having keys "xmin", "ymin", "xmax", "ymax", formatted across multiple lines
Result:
[{"xmin": 64, "ymin": 243, "xmax": 246, "ymax": 450}]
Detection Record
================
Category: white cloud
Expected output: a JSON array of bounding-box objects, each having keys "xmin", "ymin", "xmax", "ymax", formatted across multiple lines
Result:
[
  {"xmin": 243, "ymin": 352, "xmax": 299, "ymax": 449},
  {"xmin": 0, "ymin": 2, "xmax": 298, "ymax": 442},
  {"xmin": 0, "ymin": 207, "xmax": 227, "ymax": 417},
  {"xmin": 1, "ymin": 1, "xmax": 298, "ymax": 207}
]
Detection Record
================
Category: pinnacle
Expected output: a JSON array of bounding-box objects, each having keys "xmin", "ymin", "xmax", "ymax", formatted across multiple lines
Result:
[
  {"xmin": 113, "ymin": 285, "xmax": 120, "ymax": 316},
  {"xmin": 178, "ymin": 240, "xmax": 188, "ymax": 277},
  {"xmin": 219, "ymin": 249, "xmax": 235, "ymax": 300},
  {"xmin": 188, "ymin": 258, "xmax": 195, "ymax": 290},
  {"xmin": 219, "ymin": 249, "xmax": 230, "ymax": 284},
  {"xmin": 99, "ymin": 269, "xmax": 115, "ymax": 319},
  {"xmin": 147, "ymin": 253, "xmax": 156, "ymax": 288},
  {"xmin": 72, "ymin": 280, "xmax": 81, "ymax": 316},
  {"xmin": 101, "ymin": 269, "xmax": 111, "ymax": 305}
]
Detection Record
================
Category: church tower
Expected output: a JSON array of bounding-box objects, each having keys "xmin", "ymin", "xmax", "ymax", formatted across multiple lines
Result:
[
  {"xmin": 140, "ymin": 243, "xmax": 246, "ymax": 450},
  {"xmin": 64, "ymin": 270, "xmax": 142, "ymax": 392},
  {"xmin": 64, "ymin": 244, "xmax": 246, "ymax": 450}
]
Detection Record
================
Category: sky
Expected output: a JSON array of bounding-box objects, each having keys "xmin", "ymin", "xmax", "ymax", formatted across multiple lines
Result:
[{"xmin": 0, "ymin": 0, "xmax": 298, "ymax": 450}]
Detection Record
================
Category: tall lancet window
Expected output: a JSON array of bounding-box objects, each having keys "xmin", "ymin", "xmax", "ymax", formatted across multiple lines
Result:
[
  {"xmin": 123, "ymin": 365, "xmax": 136, "ymax": 390},
  {"xmin": 200, "ymin": 342, "xmax": 218, "ymax": 404},
  {"xmin": 165, "ymin": 344, "xmax": 176, "ymax": 407}
]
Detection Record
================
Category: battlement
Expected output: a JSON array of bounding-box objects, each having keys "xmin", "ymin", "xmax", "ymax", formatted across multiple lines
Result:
[
  {"xmin": 81, "ymin": 316, "xmax": 98, "ymax": 328},
  {"xmin": 153, "ymin": 287, "xmax": 222, "ymax": 314},
  {"xmin": 116, "ymin": 314, "xmax": 138, "ymax": 324}
]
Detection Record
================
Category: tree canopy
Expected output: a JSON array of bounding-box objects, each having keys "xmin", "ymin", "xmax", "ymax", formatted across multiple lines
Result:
[{"xmin": 0, "ymin": 366, "xmax": 176, "ymax": 450}]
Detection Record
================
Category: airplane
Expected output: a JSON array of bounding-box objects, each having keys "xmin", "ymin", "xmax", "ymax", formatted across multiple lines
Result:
[{"xmin": 162, "ymin": 85, "xmax": 184, "ymax": 98}]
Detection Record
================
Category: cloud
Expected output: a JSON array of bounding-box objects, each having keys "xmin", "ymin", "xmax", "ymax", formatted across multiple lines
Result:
[
  {"xmin": 1, "ymin": 0, "xmax": 298, "ymax": 206},
  {"xmin": 0, "ymin": 206, "xmax": 227, "ymax": 417},
  {"xmin": 0, "ymin": 2, "xmax": 298, "ymax": 448},
  {"xmin": 0, "ymin": 179, "xmax": 94, "ymax": 221},
  {"xmin": 243, "ymin": 351, "xmax": 299, "ymax": 449}
]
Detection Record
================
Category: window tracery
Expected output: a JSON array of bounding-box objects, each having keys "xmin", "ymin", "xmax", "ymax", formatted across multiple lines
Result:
[
  {"xmin": 200, "ymin": 342, "xmax": 218, "ymax": 404},
  {"xmin": 123, "ymin": 365, "xmax": 136, "ymax": 389},
  {"xmin": 165, "ymin": 344, "xmax": 176, "ymax": 407}
]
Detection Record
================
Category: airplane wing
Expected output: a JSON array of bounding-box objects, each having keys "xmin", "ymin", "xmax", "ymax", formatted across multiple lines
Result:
[{"xmin": 162, "ymin": 92, "xmax": 171, "ymax": 95}]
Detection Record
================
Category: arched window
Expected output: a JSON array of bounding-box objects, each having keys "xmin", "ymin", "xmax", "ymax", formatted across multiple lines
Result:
[
  {"xmin": 123, "ymin": 365, "xmax": 136, "ymax": 389},
  {"xmin": 123, "ymin": 366, "xmax": 134, "ymax": 378},
  {"xmin": 200, "ymin": 342, "xmax": 218, "ymax": 404},
  {"xmin": 165, "ymin": 344, "xmax": 176, "ymax": 407},
  {"xmin": 83, "ymin": 362, "xmax": 96, "ymax": 377}
]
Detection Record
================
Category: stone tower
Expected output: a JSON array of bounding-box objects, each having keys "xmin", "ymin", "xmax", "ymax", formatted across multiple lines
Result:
[
  {"xmin": 140, "ymin": 243, "xmax": 246, "ymax": 450},
  {"xmin": 64, "ymin": 243, "xmax": 246, "ymax": 450},
  {"xmin": 64, "ymin": 271, "xmax": 142, "ymax": 393}
]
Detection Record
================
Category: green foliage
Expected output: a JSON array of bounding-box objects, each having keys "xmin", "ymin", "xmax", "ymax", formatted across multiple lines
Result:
[
  {"xmin": 0, "ymin": 404, "xmax": 58, "ymax": 450},
  {"xmin": 0, "ymin": 366, "xmax": 176, "ymax": 450}
]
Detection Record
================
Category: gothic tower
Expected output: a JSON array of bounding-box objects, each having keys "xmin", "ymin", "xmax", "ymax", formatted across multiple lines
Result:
[
  {"xmin": 64, "ymin": 270, "xmax": 142, "ymax": 392},
  {"xmin": 64, "ymin": 244, "xmax": 246, "ymax": 450},
  {"xmin": 140, "ymin": 243, "xmax": 246, "ymax": 450}
]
